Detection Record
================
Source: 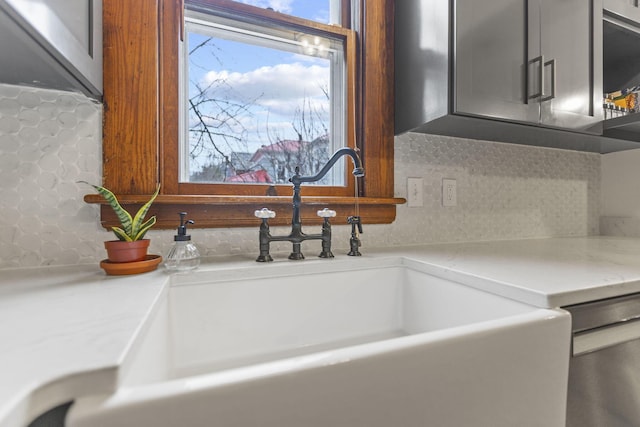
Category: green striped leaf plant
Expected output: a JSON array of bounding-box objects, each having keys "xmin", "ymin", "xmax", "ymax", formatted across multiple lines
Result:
[{"xmin": 80, "ymin": 182, "xmax": 161, "ymax": 241}]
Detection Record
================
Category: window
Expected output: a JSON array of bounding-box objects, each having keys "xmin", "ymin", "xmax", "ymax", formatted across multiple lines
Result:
[
  {"xmin": 182, "ymin": 8, "xmax": 348, "ymax": 186},
  {"xmin": 95, "ymin": 0, "xmax": 400, "ymax": 228},
  {"xmin": 174, "ymin": 0, "xmax": 357, "ymax": 197}
]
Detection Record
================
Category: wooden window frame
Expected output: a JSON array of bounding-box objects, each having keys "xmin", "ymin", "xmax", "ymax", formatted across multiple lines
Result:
[{"xmin": 88, "ymin": 0, "xmax": 403, "ymax": 229}]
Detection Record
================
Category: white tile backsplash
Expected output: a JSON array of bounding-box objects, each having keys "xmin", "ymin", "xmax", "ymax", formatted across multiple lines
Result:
[
  {"xmin": 0, "ymin": 84, "xmax": 105, "ymax": 268},
  {"xmin": 390, "ymin": 133, "xmax": 600, "ymax": 246},
  {"xmin": 0, "ymin": 84, "xmax": 601, "ymax": 269}
]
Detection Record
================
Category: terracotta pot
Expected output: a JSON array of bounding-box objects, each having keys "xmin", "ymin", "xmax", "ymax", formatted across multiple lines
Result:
[{"xmin": 104, "ymin": 239, "xmax": 150, "ymax": 263}]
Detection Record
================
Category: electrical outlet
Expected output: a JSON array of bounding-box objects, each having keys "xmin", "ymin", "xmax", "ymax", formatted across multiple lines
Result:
[
  {"xmin": 407, "ymin": 177, "xmax": 423, "ymax": 207},
  {"xmin": 442, "ymin": 178, "xmax": 457, "ymax": 207}
]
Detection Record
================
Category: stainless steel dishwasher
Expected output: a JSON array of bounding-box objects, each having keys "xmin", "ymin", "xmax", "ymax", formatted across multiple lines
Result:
[{"xmin": 565, "ymin": 292, "xmax": 640, "ymax": 427}]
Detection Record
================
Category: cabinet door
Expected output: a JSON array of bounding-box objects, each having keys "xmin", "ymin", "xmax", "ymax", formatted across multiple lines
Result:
[
  {"xmin": 455, "ymin": 0, "xmax": 539, "ymax": 124},
  {"xmin": 538, "ymin": 0, "xmax": 602, "ymax": 132}
]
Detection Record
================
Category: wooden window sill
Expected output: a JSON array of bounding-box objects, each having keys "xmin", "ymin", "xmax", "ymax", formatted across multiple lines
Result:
[{"xmin": 84, "ymin": 195, "xmax": 406, "ymax": 229}]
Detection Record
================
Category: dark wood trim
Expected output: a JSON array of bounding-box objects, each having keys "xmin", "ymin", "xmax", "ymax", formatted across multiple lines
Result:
[
  {"xmin": 85, "ymin": 194, "xmax": 405, "ymax": 205},
  {"xmin": 102, "ymin": 0, "xmax": 161, "ymax": 194},
  {"xmin": 358, "ymin": 0, "xmax": 395, "ymax": 198},
  {"xmin": 159, "ymin": 0, "xmax": 181, "ymax": 195}
]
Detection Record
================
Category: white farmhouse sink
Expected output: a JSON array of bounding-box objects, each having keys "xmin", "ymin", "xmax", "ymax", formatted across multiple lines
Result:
[{"xmin": 68, "ymin": 257, "xmax": 571, "ymax": 427}]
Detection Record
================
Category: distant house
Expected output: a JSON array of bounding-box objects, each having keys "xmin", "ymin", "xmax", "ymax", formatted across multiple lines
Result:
[
  {"xmin": 190, "ymin": 138, "xmax": 330, "ymax": 184},
  {"xmin": 249, "ymin": 140, "xmax": 304, "ymax": 183},
  {"xmin": 245, "ymin": 136, "xmax": 330, "ymax": 184},
  {"xmin": 226, "ymin": 169, "xmax": 272, "ymax": 183},
  {"xmin": 227, "ymin": 152, "xmax": 254, "ymax": 176}
]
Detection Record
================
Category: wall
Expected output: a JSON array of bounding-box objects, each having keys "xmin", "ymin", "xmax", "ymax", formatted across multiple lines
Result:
[
  {"xmin": 600, "ymin": 149, "xmax": 640, "ymax": 236},
  {"xmin": 0, "ymin": 84, "xmax": 601, "ymax": 269}
]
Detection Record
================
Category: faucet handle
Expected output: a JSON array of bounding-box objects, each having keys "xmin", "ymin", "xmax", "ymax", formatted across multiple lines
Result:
[
  {"xmin": 254, "ymin": 208, "xmax": 276, "ymax": 219},
  {"xmin": 317, "ymin": 208, "xmax": 336, "ymax": 218}
]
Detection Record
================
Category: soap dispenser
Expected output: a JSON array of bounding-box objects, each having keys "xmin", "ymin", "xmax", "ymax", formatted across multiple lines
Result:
[{"xmin": 165, "ymin": 212, "xmax": 200, "ymax": 271}]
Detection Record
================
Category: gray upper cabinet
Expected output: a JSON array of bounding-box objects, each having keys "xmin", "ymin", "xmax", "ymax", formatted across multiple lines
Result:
[
  {"xmin": 536, "ymin": 0, "xmax": 602, "ymax": 131},
  {"xmin": 455, "ymin": 0, "xmax": 602, "ymax": 133},
  {"xmin": 0, "ymin": 0, "xmax": 102, "ymax": 97},
  {"xmin": 395, "ymin": 0, "xmax": 619, "ymax": 152},
  {"xmin": 455, "ymin": 0, "xmax": 539, "ymax": 124}
]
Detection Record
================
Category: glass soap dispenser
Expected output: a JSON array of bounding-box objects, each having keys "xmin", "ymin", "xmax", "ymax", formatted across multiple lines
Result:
[{"xmin": 165, "ymin": 212, "xmax": 200, "ymax": 271}]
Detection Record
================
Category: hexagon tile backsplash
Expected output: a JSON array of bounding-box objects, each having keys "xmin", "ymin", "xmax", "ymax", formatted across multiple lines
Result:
[
  {"xmin": 0, "ymin": 84, "xmax": 106, "ymax": 269},
  {"xmin": 0, "ymin": 83, "xmax": 600, "ymax": 269}
]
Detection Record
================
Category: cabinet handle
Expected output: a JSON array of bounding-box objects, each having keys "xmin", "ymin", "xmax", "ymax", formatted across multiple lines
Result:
[
  {"xmin": 528, "ymin": 55, "xmax": 544, "ymax": 100},
  {"xmin": 541, "ymin": 58, "xmax": 556, "ymax": 102}
]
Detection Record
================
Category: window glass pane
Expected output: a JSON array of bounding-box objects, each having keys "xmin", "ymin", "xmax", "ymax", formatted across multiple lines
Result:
[
  {"xmin": 232, "ymin": 0, "xmax": 341, "ymax": 25},
  {"xmin": 182, "ymin": 13, "xmax": 346, "ymax": 185}
]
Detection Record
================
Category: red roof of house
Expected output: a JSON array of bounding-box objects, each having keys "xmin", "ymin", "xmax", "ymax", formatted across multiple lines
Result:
[
  {"xmin": 226, "ymin": 169, "xmax": 272, "ymax": 183},
  {"xmin": 250, "ymin": 140, "xmax": 305, "ymax": 163}
]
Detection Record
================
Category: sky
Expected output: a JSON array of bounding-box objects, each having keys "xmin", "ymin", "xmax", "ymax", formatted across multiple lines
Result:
[
  {"xmin": 237, "ymin": 0, "xmax": 333, "ymax": 24},
  {"xmin": 186, "ymin": 0, "xmax": 338, "ymax": 174}
]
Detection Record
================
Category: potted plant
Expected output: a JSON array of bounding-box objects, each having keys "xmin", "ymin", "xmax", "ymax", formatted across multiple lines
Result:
[{"xmin": 80, "ymin": 182, "xmax": 160, "ymax": 263}]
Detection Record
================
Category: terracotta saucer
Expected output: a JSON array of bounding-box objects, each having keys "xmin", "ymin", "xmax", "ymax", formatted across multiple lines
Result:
[{"xmin": 100, "ymin": 255, "xmax": 163, "ymax": 276}]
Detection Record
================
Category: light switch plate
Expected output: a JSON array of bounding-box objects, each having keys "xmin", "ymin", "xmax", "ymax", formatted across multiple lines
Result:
[
  {"xmin": 442, "ymin": 178, "xmax": 457, "ymax": 207},
  {"xmin": 407, "ymin": 177, "xmax": 423, "ymax": 207}
]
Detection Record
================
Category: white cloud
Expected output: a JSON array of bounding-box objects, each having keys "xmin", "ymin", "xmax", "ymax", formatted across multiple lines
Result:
[
  {"xmin": 201, "ymin": 62, "xmax": 330, "ymax": 117},
  {"xmin": 192, "ymin": 61, "xmax": 333, "ymax": 151},
  {"xmin": 235, "ymin": 0, "xmax": 294, "ymax": 14}
]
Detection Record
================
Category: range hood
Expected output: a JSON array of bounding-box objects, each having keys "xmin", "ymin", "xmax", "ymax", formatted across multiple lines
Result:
[{"xmin": 0, "ymin": 0, "xmax": 102, "ymax": 98}]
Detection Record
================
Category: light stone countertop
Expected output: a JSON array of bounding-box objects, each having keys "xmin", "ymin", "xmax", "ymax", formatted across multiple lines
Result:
[
  {"xmin": 374, "ymin": 236, "xmax": 640, "ymax": 308},
  {"xmin": 0, "ymin": 265, "xmax": 169, "ymax": 427},
  {"xmin": 4, "ymin": 235, "xmax": 640, "ymax": 426}
]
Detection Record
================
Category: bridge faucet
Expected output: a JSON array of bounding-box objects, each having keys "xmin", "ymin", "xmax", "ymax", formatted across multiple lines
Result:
[{"xmin": 256, "ymin": 147, "xmax": 364, "ymax": 262}]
